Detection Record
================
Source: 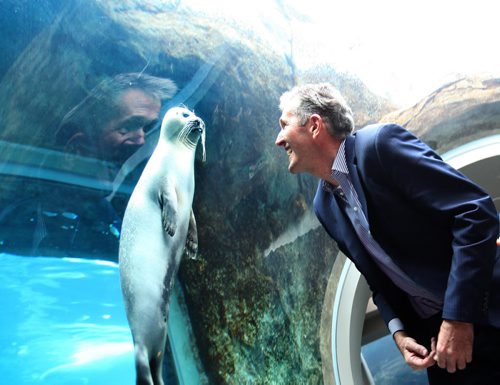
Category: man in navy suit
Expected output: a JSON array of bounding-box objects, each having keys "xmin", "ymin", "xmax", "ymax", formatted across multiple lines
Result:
[{"xmin": 275, "ymin": 83, "xmax": 500, "ymax": 384}]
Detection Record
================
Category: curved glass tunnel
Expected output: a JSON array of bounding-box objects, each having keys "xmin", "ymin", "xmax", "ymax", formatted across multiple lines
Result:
[{"xmin": 0, "ymin": 1, "xmax": 499, "ymax": 384}]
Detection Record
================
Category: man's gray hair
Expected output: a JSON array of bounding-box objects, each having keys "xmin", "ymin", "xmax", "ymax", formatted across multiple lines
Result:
[
  {"xmin": 279, "ymin": 83, "xmax": 354, "ymax": 139},
  {"xmin": 55, "ymin": 73, "xmax": 177, "ymax": 146}
]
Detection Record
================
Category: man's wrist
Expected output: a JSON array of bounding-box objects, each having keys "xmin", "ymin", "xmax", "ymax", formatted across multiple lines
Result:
[{"xmin": 388, "ymin": 318, "xmax": 405, "ymax": 336}]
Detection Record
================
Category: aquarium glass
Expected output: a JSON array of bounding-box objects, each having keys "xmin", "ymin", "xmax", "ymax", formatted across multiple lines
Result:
[{"xmin": 1, "ymin": 1, "xmax": 499, "ymax": 384}]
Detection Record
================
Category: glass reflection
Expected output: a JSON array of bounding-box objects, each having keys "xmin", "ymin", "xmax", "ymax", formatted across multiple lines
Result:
[{"xmin": 0, "ymin": 0, "xmax": 499, "ymax": 384}]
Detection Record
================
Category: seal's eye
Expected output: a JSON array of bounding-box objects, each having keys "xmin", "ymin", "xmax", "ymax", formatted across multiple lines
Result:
[{"xmin": 181, "ymin": 112, "xmax": 190, "ymax": 118}]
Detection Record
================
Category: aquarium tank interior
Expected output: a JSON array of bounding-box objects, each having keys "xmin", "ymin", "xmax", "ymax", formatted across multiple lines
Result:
[{"xmin": 1, "ymin": 0, "xmax": 499, "ymax": 384}]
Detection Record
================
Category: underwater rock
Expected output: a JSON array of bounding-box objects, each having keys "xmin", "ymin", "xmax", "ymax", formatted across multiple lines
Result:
[{"xmin": 380, "ymin": 75, "xmax": 500, "ymax": 152}]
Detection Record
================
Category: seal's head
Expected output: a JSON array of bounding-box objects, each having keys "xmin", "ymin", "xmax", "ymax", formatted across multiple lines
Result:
[{"xmin": 161, "ymin": 106, "xmax": 206, "ymax": 161}]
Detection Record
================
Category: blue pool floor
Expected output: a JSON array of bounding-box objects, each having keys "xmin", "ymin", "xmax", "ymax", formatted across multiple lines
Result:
[{"xmin": 0, "ymin": 253, "xmax": 135, "ymax": 385}]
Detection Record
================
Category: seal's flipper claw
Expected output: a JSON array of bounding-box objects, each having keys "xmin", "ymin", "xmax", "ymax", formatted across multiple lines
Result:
[
  {"xmin": 184, "ymin": 240, "xmax": 198, "ymax": 260},
  {"xmin": 185, "ymin": 210, "xmax": 198, "ymax": 258},
  {"xmin": 163, "ymin": 217, "xmax": 176, "ymax": 237},
  {"xmin": 159, "ymin": 190, "xmax": 177, "ymax": 237}
]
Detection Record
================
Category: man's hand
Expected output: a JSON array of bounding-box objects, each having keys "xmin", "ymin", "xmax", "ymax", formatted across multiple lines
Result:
[
  {"xmin": 434, "ymin": 320, "xmax": 474, "ymax": 373},
  {"xmin": 394, "ymin": 331, "xmax": 436, "ymax": 370}
]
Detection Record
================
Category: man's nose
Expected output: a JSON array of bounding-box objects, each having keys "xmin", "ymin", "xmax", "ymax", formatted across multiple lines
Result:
[
  {"xmin": 127, "ymin": 128, "xmax": 145, "ymax": 145},
  {"xmin": 275, "ymin": 130, "xmax": 285, "ymax": 146}
]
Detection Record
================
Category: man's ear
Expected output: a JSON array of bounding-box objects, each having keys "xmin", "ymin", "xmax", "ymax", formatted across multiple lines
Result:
[
  {"xmin": 65, "ymin": 132, "xmax": 92, "ymax": 155},
  {"xmin": 309, "ymin": 114, "xmax": 323, "ymax": 138}
]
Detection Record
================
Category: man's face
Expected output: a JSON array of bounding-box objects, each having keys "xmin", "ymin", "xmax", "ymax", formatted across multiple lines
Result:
[
  {"xmin": 275, "ymin": 106, "xmax": 314, "ymax": 174},
  {"xmin": 98, "ymin": 88, "xmax": 161, "ymax": 163}
]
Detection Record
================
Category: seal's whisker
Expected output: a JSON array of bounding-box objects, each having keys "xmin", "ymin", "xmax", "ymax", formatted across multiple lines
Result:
[
  {"xmin": 178, "ymin": 122, "xmax": 193, "ymax": 148},
  {"xmin": 177, "ymin": 120, "xmax": 203, "ymax": 153},
  {"xmin": 200, "ymin": 124, "xmax": 206, "ymax": 162}
]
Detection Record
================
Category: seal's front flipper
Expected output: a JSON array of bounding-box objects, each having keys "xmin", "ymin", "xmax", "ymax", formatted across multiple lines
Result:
[
  {"xmin": 184, "ymin": 209, "xmax": 198, "ymax": 259},
  {"xmin": 159, "ymin": 186, "xmax": 177, "ymax": 237}
]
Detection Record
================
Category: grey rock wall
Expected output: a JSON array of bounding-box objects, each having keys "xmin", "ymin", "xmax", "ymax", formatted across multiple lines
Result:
[{"xmin": 381, "ymin": 76, "xmax": 500, "ymax": 152}]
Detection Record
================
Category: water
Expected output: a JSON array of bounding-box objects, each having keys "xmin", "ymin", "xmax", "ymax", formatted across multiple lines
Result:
[{"xmin": 0, "ymin": 253, "xmax": 135, "ymax": 385}]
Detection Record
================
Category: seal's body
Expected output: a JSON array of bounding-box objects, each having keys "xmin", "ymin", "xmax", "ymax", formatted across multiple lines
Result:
[{"xmin": 119, "ymin": 106, "xmax": 205, "ymax": 385}]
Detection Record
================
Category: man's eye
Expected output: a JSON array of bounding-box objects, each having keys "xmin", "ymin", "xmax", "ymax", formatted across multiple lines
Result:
[{"xmin": 143, "ymin": 120, "xmax": 159, "ymax": 133}]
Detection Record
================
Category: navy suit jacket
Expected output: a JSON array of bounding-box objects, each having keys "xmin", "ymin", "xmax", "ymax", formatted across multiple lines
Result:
[{"xmin": 313, "ymin": 123, "xmax": 500, "ymax": 329}]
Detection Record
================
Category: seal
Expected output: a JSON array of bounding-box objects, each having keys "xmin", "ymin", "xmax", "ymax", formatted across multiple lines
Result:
[{"xmin": 119, "ymin": 106, "xmax": 205, "ymax": 385}]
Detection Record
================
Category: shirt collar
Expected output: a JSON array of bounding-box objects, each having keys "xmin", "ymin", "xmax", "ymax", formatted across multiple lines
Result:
[
  {"xmin": 322, "ymin": 139, "xmax": 348, "ymax": 193},
  {"xmin": 332, "ymin": 139, "xmax": 348, "ymax": 175}
]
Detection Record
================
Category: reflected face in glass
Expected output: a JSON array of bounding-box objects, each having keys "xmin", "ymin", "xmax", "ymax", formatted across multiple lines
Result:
[
  {"xmin": 276, "ymin": 107, "xmax": 314, "ymax": 174},
  {"xmin": 98, "ymin": 88, "xmax": 161, "ymax": 163}
]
